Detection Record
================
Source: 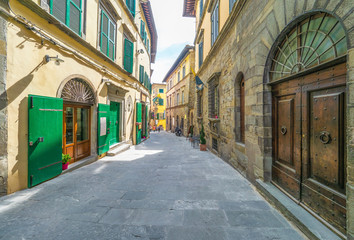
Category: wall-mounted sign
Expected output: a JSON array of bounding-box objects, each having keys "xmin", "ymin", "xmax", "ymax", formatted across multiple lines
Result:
[{"xmin": 100, "ymin": 117, "xmax": 107, "ymax": 136}]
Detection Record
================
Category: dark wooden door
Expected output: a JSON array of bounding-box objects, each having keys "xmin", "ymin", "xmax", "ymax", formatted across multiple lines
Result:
[
  {"xmin": 301, "ymin": 64, "xmax": 347, "ymax": 233},
  {"xmin": 272, "ymin": 63, "xmax": 347, "ymax": 234},
  {"xmin": 272, "ymin": 79, "xmax": 301, "ymax": 200}
]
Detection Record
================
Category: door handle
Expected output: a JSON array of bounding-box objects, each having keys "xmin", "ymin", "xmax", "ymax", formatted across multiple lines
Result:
[
  {"xmin": 319, "ymin": 131, "xmax": 331, "ymax": 144},
  {"xmin": 280, "ymin": 126, "xmax": 287, "ymax": 135}
]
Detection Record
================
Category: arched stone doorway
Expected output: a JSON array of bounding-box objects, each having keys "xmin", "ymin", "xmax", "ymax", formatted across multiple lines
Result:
[
  {"xmin": 59, "ymin": 77, "xmax": 95, "ymax": 163},
  {"xmin": 266, "ymin": 12, "xmax": 348, "ymax": 234}
]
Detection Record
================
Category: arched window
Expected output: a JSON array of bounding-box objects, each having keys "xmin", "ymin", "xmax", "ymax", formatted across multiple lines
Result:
[
  {"xmin": 271, "ymin": 13, "xmax": 347, "ymax": 81},
  {"xmin": 61, "ymin": 78, "xmax": 95, "ymax": 104}
]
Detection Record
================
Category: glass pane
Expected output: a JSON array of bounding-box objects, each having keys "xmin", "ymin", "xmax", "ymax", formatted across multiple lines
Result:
[
  {"xmin": 320, "ymin": 47, "xmax": 335, "ymax": 63},
  {"xmin": 110, "ymin": 22, "xmax": 115, "ymax": 40},
  {"xmin": 330, "ymin": 23, "xmax": 345, "ymax": 43},
  {"xmin": 109, "ymin": 41, "xmax": 114, "ymax": 60},
  {"xmin": 65, "ymin": 107, "xmax": 74, "ymax": 144},
  {"xmin": 77, "ymin": 108, "xmax": 89, "ymax": 142},
  {"xmin": 102, "ymin": 13, "xmax": 109, "ymax": 35},
  {"xmin": 69, "ymin": 3, "xmax": 81, "ymax": 34},
  {"xmin": 101, "ymin": 35, "xmax": 108, "ymax": 55},
  {"xmin": 336, "ymin": 38, "xmax": 347, "ymax": 56}
]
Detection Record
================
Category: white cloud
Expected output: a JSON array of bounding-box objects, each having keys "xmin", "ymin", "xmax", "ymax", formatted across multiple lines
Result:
[{"xmin": 150, "ymin": 0, "xmax": 196, "ymax": 83}]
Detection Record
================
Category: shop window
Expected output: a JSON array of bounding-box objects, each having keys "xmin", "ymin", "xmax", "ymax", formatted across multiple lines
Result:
[
  {"xmin": 123, "ymin": 36, "xmax": 134, "ymax": 73},
  {"xmin": 211, "ymin": 1, "xmax": 219, "ymax": 45},
  {"xmin": 99, "ymin": 7, "xmax": 116, "ymax": 60},
  {"xmin": 49, "ymin": 0, "xmax": 85, "ymax": 36}
]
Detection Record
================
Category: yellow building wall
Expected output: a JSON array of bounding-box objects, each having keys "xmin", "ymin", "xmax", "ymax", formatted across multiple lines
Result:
[
  {"xmin": 5, "ymin": 0, "xmax": 153, "ymax": 194},
  {"xmin": 151, "ymin": 84, "xmax": 166, "ymax": 130}
]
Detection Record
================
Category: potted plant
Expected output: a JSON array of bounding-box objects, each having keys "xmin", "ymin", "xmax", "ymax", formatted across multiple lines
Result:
[
  {"xmin": 200, "ymin": 124, "xmax": 207, "ymax": 151},
  {"xmin": 62, "ymin": 153, "xmax": 71, "ymax": 170}
]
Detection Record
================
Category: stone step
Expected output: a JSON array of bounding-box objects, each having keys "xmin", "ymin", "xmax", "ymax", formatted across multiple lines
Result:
[
  {"xmin": 107, "ymin": 143, "xmax": 130, "ymax": 156},
  {"xmin": 109, "ymin": 141, "xmax": 129, "ymax": 151}
]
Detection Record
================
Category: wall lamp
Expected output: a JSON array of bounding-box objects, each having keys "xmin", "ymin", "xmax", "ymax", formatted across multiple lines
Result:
[{"xmin": 44, "ymin": 55, "xmax": 64, "ymax": 65}]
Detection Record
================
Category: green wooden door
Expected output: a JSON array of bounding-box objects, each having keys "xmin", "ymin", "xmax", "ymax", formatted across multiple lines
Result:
[
  {"xmin": 109, "ymin": 102, "xmax": 120, "ymax": 146},
  {"xmin": 136, "ymin": 102, "xmax": 142, "ymax": 144},
  {"xmin": 28, "ymin": 95, "xmax": 63, "ymax": 188},
  {"xmin": 97, "ymin": 103, "xmax": 110, "ymax": 155}
]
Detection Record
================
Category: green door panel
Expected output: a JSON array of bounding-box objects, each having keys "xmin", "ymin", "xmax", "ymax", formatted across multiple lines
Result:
[
  {"xmin": 109, "ymin": 102, "xmax": 120, "ymax": 146},
  {"xmin": 136, "ymin": 102, "xmax": 142, "ymax": 144},
  {"xmin": 28, "ymin": 95, "xmax": 63, "ymax": 188},
  {"xmin": 97, "ymin": 103, "xmax": 110, "ymax": 155}
]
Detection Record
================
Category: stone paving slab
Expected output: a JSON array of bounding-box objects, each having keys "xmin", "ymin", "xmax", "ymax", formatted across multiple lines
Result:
[{"xmin": 0, "ymin": 132, "xmax": 306, "ymax": 240}]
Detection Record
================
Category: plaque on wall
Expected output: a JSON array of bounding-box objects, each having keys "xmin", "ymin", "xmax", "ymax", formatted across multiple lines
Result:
[{"xmin": 100, "ymin": 117, "xmax": 107, "ymax": 136}]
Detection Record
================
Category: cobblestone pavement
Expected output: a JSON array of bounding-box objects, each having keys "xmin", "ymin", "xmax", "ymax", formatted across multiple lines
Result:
[{"xmin": 0, "ymin": 132, "xmax": 305, "ymax": 240}]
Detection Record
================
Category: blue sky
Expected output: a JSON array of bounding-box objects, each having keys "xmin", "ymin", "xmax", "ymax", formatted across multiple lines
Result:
[{"xmin": 150, "ymin": 0, "xmax": 195, "ymax": 83}]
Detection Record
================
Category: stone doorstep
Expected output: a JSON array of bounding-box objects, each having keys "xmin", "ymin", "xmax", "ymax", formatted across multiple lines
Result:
[
  {"xmin": 62, "ymin": 155, "xmax": 98, "ymax": 175},
  {"xmin": 255, "ymin": 179, "xmax": 345, "ymax": 240},
  {"xmin": 107, "ymin": 143, "xmax": 130, "ymax": 156}
]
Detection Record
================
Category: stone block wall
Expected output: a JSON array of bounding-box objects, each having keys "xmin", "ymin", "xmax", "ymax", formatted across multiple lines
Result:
[
  {"xmin": 194, "ymin": 0, "xmax": 354, "ymax": 237},
  {"xmin": 0, "ymin": 14, "xmax": 7, "ymax": 196}
]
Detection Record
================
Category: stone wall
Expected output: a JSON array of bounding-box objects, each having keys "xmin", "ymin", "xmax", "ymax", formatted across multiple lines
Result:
[
  {"xmin": 194, "ymin": 0, "xmax": 354, "ymax": 237},
  {"xmin": 0, "ymin": 14, "xmax": 7, "ymax": 196}
]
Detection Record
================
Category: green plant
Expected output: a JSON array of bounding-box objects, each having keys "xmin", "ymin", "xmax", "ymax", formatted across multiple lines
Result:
[
  {"xmin": 200, "ymin": 124, "xmax": 206, "ymax": 144},
  {"xmin": 62, "ymin": 154, "xmax": 71, "ymax": 164}
]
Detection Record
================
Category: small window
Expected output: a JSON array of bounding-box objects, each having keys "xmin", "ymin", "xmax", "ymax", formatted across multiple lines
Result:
[
  {"xmin": 212, "ymin": 137, "xmax": 218, "ymax": 151},
  {"xmin": 182, "ymin": 91, "xmax": 184, "ymax": 104},
  {"xmin": 178, "ymin": 72, "xmax": 180, "ymax": 82},
  {"xmin": 240, "ymin": 77, "xmax": 245, "ymax": 143},
  {"xmin": 197, "ymin": 91, "xmax": 203, "ymax": 117},
  {"xmin": 208, "ymin": 73, "xmax": 220, "ymax": 118},
  {"xmin": 182, "ymin": 65, "xmax": 186, "ymax": 78},
  {"xmin": 124, "ymin": 36, "xmax": 134, "ymax": 73},
  {"xmin": 126, "ymin": 0, "xmax": 136, "ymax": 17},
  {"xmin": 229, "ymin": 0, "xmax": 237, "ymax": 13},
  {"xmin": 199, "ymin": 41, "xmax": 204, "ymax": 68},
  {"xmin": 211, "ymin": 1, "xmax": 219, "ymax": 45},
  {"xmin": 177, "ymin": 93, "xmax": 180, "ymax": 105},
  {"xmin": 200, "ymin": 0, "xmax": 203, "ymax": 18},
  {"xmin": 49, "ymin": 0, "xmax": 84, "ymax": 36},
  {"xmin": 159, "ymin": 89, "xmax": 164, "ymax": 93}
]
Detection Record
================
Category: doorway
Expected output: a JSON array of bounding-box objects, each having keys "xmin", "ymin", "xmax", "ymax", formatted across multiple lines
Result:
[
  {"xmin": 63, "ymin": 104, "xmax": 91, "ymax": 163},
  {"xmin": 109, "ymin": 101, "xmax": 120, "ymax": 146},
  {"xmin": 272, "ymin": 63, "xmax": 347, "ymax": 233}
]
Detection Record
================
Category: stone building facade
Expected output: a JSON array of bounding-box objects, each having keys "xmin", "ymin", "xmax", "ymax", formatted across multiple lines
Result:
[
  {"xmin": 151, "ymin": 83, "xmax": 166, "ymax": 130},
  {"xmin": 0, "ymin": 6, "xmax": 8, "ymax": 196},
  {"xmin": 184, "ymin": 0, "xmax": 354, "ymax": 238},
  {"xmin": 0, "ymin": 0, "xmax": 156, "ymax": 195},
  {"xmin": 164, "ymin": 45, "xmax": 195, "ymax": 136}
]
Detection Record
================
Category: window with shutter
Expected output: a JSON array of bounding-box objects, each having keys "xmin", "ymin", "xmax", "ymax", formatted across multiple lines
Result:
[
  {"xmin": 50, "ymin": 0, "xmax": 83, "ymax": 36},
  {"xmin": 139, "ymin": 65, "xmax": 144, "ymax": 83},
  {"xmin": 100, "ymin": 8, "xmax": 116, "ymax": 60},
  {"xmin": 159, "ymin": 99, "xmax": 164, "ymax": 106},
  {"xmin": 123, "ymin": 37, "xmax": 134, "ymax": 73},
  {"xmin": 140, "ymin": 20, "xmax": 145, "ymax": 41},
  {"xmin": 200, "ymin": 0, "xmax": 203, "ymax": 18},
  {"xmin": 126, "ymin": 0, "xmax": 136, "ymax": 17}
]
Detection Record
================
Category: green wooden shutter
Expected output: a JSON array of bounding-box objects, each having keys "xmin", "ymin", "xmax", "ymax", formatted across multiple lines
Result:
[
  {"xmin": 28, "ymin": 95, "xmax": 63, "ymax": 187},
  {"xmin": 139, "ymin": 65, "xmax": 144, "ymax": 83},
  {"xmin": 50, "ymin": 0, "xmax": 82, "ymax": 35},
  {"xmin": 145, "ymin": 105, "xmax": 148, "ymax": 137},
  {"xmin": 100, "ymin": 9, "xmax": 116, "ymax": 60},
  {"xmin": 124, "ymin": 38, "xmax": 134, "ymax": 73},
  {"xmin": 140, "ymin": 20, "xmax": 145, "ymax": 40},
  {"xmin": 97, "ymin": 103, "xmax": 110, "ymax": 155},
  {"xmin": 136, "ymin": 102, "xmax": 142, "ymax": 144},
  {"xmin": 126, "ymin": 0, "xmax": 136, "ymax": 17}
]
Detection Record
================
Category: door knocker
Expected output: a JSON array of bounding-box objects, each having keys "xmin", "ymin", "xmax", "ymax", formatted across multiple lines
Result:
[
  {"xmin": 319, "ymin": 131, "xmax": 331, "ymax": 144},
  {"xmin": 280, "ymin": 126, "xmax": 287, "ymax": 135}
]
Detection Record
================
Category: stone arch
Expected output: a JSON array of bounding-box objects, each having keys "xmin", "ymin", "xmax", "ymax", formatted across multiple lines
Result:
[
  {"xmin": 57, "ymin": 74, "xmax": 97, "ymax": 105},
  {"xmin": 263, "ymin": 11, "xmax": 349, "ymax": 84}
]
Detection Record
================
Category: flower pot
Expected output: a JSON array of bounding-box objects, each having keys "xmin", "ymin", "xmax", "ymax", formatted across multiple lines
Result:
[
  {"xmin": 62, "ymin": 163, "xmax": 69, "ymax": 170},
  {"xmin": 200, "ymin": 144, "xmax": 207, "ymax": 151}
]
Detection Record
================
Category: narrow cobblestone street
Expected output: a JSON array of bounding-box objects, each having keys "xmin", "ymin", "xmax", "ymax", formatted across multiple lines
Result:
[{"xmin": 0, "ymin": 132, "xmax": 305, "ymax": 240}]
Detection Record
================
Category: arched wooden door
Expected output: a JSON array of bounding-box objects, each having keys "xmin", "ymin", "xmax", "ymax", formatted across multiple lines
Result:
[{"xmin": 270, "ymin": 13, "xmax": 347, "ymax": 234}]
